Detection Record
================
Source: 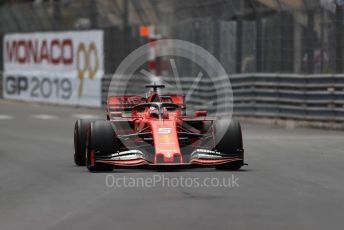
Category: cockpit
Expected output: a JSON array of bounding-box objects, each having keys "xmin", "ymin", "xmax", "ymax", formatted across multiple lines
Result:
[{"xmin": 132, "ymin": 102, "xmax": 181, "ymax": 119}]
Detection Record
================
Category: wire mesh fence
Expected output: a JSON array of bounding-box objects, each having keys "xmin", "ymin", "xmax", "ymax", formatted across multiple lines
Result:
[{"xmin": 0, "ymin": 0, "xmax": 344, "ymax": 74}]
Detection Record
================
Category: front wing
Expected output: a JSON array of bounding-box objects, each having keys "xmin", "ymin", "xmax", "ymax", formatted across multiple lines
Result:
[{"xmin": 93, "ymin": 149, "xmax": 244, "ymax": 168}]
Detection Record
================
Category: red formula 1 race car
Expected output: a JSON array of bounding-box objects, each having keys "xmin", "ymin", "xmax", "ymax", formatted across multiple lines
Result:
[{"xmin": 74, "ymin": 84, "xmax": 245, "ymax": 172}]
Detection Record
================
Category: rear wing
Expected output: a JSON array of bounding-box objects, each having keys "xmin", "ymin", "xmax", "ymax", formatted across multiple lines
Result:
[
  {"xmin": 105, "ymin": 94, "xmax": 186, "ymax": 120},
  {"xmin": 107, "ymin": 95, "xmax": 146, "ymax": 111},
  {"xmin": 107, "ymin": 95, "xmax": 185, "ymax": 110}
]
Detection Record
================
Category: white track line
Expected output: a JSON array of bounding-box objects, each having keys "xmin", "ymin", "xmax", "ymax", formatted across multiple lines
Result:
[
  {"xmin": 31, "ymin": 114, "xmax": 58, "ymax": 120},
  {"xmin": 71, "ymin": 114, "xmax": 103, "ymax": 119},
  {"xmin": 0, "ymin": 115, "xmax": 14, "ymax": 120}
]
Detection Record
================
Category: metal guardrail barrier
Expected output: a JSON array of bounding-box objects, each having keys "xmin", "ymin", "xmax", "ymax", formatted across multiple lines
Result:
[
  {"xmin": 231, "ymin": 74, "xmax": 344, "ymax": 122},
  {"xmin": 0, "ymin": 71, "xmax": 3, "ymax": 99},
  {"xmin": 102, "ymin": 73, "xmax": 344, "ymax": 123}
]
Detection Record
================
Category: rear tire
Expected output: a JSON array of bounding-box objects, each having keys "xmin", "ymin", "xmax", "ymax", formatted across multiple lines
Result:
[
  {"xmin": 86, "ymin": 120, "xmax": 115, "ymax": 172},
  {"xmin": 74, "ymin": 119, "xmax": 94, "ymax": 166},
  {"xmin": 214, "ymin": 119, "xmax": 244, "ymax": 170}
]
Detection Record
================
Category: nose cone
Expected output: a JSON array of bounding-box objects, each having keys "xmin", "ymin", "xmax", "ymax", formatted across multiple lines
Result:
[
  {"xmin": 150, "ymin": 120, "xmax": 182, "ymax": 164},
  {"xmin": 155, "ymin": 152, "xmax": 182, "ymax": 164}
]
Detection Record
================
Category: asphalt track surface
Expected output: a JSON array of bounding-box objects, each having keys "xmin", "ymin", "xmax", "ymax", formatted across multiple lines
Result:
[{"xmin": 0, "ymin": 100, "xmax": 343, "ymax": 230}]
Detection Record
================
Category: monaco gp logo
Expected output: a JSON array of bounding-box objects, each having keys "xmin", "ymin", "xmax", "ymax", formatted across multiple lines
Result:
[
  {"xmin": 5, "ymin": 38, "xmax": 73, "ymax": 65},
  {"xmin": 4, "ymin": 36, "xmax": 100, "ymax": 97}
]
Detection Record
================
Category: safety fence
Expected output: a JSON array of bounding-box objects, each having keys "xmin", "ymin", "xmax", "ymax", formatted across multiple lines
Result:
[{"xmin": 1, "ymin": 0, "xmax": 344, "ymax": 75}]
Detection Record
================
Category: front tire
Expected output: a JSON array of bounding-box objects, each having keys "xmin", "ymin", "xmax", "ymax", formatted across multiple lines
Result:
[
  {"xmin": 74, "ymin": 119, "xmax": 94, "ymax": 166},
  {"xmin": 86, "ymin": 120, "xmax": 115, "ymax": 172},
  {"xmin": 214, "ymin": 119, "xmax": 244, "ymax": 170}
]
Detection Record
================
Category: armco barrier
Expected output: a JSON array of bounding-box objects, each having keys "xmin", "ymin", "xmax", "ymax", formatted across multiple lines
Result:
[
  {"xmin": 231, "ymin": 74, "xmax": 344, "ymax": 123},
  {"xmin": 102, "ymin": 73, "xmax": 344, "ymax": 126},
  {"xmin": 0, "ymin": 72, "xmax": 3, "ymax": 99}
]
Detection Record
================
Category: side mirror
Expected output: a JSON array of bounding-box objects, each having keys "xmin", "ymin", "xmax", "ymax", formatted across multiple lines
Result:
[{"xmin": 195, "ymin": 111, "xmax": 207, "ymax": 117}]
